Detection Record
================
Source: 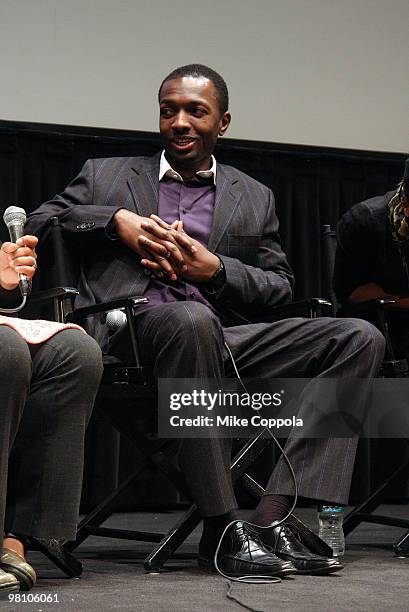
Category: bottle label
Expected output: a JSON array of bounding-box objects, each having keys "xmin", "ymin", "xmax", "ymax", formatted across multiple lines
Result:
[{"xmin": 318, "ymin": 505, "xmax": 344, "ymax": 513}]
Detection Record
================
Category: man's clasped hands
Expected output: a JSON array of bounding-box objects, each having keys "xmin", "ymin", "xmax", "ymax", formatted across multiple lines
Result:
[{"xmin": 114, "ymin": 209, "xmax": 220, "ymax": 283}]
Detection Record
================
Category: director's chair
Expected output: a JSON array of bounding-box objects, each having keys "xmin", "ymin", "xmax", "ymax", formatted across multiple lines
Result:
[{"xmin": 27, "ymin": 216, "xmax": 331, "ymax": 574}]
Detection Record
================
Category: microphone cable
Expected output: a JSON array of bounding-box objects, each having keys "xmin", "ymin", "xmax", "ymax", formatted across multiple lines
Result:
[
  {"xmin": 211, "ymin": 342, "xmax": 299, "ymax": 610},
  {"xmin": 0, "ymin": 295, "xmax": 27, "ymax": 314}
]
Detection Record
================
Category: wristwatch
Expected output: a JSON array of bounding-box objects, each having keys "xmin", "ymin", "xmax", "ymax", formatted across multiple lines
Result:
[{"xmin": 205, "ymin": 259, "xmax": 226, "ymax": 293}]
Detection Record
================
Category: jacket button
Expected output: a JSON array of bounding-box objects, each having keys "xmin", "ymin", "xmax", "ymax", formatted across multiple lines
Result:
[{"xmin": 143, "ymin": 269, "xmax": 152, "ymax": 276}]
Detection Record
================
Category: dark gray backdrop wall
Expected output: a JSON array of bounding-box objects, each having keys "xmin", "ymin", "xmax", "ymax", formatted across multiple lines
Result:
[{"xmin": 0, "ymin": 120, "xmax": 406, "ymax": 510}]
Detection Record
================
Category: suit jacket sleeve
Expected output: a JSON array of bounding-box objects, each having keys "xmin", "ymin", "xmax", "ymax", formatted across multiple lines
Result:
[
  {"xmin": 210, "ymin": 187, "xmax": 294, "ymax": 312},
  {"xmin": 25, "ymin": 159, "xmax": 122, "ymax": 245}
]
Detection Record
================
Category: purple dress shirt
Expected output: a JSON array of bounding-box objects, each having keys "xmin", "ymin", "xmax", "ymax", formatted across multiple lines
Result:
[{"xmin": 140, "ymin": 176, "xmax": 216, "ymax": 312}]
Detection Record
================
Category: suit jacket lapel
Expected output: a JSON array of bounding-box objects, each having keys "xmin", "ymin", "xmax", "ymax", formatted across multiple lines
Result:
[
  {"xmin": 208, "ymin": 164, "xmax": 241, "ymax": 252},
  {"xmin": 127, "ymin": 154, "xmax": 160, "ymax": 218}
]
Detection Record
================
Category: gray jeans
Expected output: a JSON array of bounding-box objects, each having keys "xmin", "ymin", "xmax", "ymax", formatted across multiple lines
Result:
[{"xmin": 0, "ymin": 326, "xmax": 102, "ymax": 544}]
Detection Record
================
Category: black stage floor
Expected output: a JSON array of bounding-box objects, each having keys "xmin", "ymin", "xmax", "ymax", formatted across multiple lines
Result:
[{"xmin": 3, "ymin": 506, "xmax": 409, "ymax": 612}]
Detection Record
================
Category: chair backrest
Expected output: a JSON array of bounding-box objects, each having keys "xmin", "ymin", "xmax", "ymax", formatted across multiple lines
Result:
[
  {"xmin": 32, "ymin": 216, "xmax": 154, "ymax": 382},
  {"xmin": 322, "ymin": 224, "xmax": 338, "ymax": 317},
  {"xmin": 25, "ymin": 217, "xmax": 80, "ymax": 322},
  {"xmin": 48, "ymin": 216, "xmax": 80, "ymax": 289}
]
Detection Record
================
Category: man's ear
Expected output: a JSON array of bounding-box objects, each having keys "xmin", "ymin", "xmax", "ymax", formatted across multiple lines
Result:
[{"xmin": 218, "ymin": 112, "xmax": 231, "ymax": 136}]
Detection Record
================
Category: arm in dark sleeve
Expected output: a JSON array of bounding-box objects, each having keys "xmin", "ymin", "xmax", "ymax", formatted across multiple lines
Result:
[
  {"xmin": 25, "ymin": 159, "xmax": 122, "ymax": 246},
  {"xmin": 334, "ymin": 205, "xmax": 378, "ymax": 305},
  {"xmin": 0, "ymin": 285, "xmax": 23, "ymax": 308},
  {"xmin": 205, "ymin": 189, "xmax": 294, "ymax": 311}
]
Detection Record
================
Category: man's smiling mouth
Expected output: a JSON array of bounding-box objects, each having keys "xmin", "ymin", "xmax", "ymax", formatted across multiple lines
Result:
[
  {"xmin": 171, "ymin": 137, "xmax": 197, "ymax": 151},
  {"xmin": 172, "ymin": 137, "xmax": 196, "ymax": 144}
]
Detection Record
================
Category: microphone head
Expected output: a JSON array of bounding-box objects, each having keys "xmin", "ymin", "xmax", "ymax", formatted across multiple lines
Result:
[
  {"xmin": 3, "ymin": 206, "xmax": 27, "ymax": 228},
  {"xmin": 105, "ymin": 309, "xmax": 127, "ymax": 332}
]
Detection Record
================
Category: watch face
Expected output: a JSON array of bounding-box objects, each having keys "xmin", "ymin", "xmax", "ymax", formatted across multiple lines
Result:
[{"xmin": 213, "ymin": 263, "xmax": 224, "ymax": 278}]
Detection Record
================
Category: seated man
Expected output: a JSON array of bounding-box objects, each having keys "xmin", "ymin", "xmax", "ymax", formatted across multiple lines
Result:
[
  {"xmin": 25, "ymin": 64, "xmax": 385, "ymax": 578},
  {"xmin": 335, "ymin": 158, "xmax": 409, "ymax": 358},
  {"xmin": 0, "ymin": 235, "xmax": 103, "ymax": 592}
]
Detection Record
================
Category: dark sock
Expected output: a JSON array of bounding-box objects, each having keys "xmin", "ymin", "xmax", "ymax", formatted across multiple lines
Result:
[
  {"xmin": 251, "ymin": 494, "xmax": 292, "ymax": 527},
  {"xmin": 199, "ymin": 510, "xmax": 239, "ymax": 558}
]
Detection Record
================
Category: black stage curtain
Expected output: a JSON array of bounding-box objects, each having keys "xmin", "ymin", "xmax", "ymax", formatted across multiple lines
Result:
[{"xmin": 0, "ymin": 120, "xmax": 406, "ymax": 510}]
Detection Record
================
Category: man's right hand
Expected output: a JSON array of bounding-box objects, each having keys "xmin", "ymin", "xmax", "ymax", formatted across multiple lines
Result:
[{"xmin": 114, "ymin": 209, "xmax": 185, "ymax": 280}]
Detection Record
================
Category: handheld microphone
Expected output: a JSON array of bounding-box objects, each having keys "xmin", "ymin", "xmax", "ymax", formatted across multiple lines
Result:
[
  {"xmin": 3, "ymin": 205, "xmax": 30, "ymax": 296},
  {"xmin": 106, "ymin": 309, "xmax": 127, "ymax": 332}
]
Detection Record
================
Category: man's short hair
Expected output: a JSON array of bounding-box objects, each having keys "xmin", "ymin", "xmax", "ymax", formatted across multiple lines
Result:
[{"xmin": 158, "ymin": 64, "xmax": 229, "ymax": 115}]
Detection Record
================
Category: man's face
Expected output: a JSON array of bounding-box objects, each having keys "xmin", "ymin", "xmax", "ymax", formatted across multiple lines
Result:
[{"xmin": 159, "ymin": 76, "xmax": 231, "ymax": 177}]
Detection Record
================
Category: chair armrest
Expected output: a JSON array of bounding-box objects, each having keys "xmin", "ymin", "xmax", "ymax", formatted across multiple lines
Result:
[
  {"xmin": 28, "ymin": 286, "xmax": 79, "ymax": 305},
  {"xmin": 24, "ymin": 287, "xmax": 80, "ymax": 324},
  {"xmin": 347, "ymin": 297, "xmax": 397, "ymax": 313},
  {"xmin": 343, "ymin": 297, "xmax": 400, "ymax": 362},
  {"xmin": 267, "ymin": 298, "xmax": 333, "ymax": 320},
  {"xmin": 66, "ymin": 296, "xmax": 148, "ymax": 322},
  {"xmin": 66, "ymin": 295, "xmax": 149, "ymax": 371}
]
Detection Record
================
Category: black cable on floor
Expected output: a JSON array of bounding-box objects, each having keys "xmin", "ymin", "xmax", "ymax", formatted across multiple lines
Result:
[{"xmin": 226, "ymin": 580, "xmax": 266, "ymax": 612}]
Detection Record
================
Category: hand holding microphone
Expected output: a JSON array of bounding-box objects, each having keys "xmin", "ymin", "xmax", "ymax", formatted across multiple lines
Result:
[{"xmin": 1, "ymin": 206, "xmax": 38, "ymax": 296}]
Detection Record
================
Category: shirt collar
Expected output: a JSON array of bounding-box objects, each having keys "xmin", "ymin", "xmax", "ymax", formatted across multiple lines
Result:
[{"xmin": 159, "ymin": 151, "xmax": 217, "ymax": 185}]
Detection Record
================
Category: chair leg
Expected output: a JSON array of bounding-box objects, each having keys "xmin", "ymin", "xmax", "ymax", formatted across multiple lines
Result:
[
  {"xmin": 144, "ymin": 430, "xmax": 274, "ymax": 571},
  {"xmin": 145, "ymin": 472, "xmax": 267, "ymax": 573},
  {"xmin": 394, "ymin": 530, "xmax": 409, "ymax": 557},
  {"xmin": 28, "ymin": 537, "xmax": 83, "ymax": 578},
  {"xmin": 66, "ymin": 464, "xmax": 147, "ymax": 551},
  {"xmin": 241, "ymin": 473, "xmax": 264, "ymax": 500},
  {"xmin": 343, "ymin": 456, "xmax": 409, "ymax": 536},
  {"xmin": 144, "ymin": 506, "xmax": 201, "ymax": 572},
  {"xmin": 67, "ymin": 435, "xmax": 189, "ymax": 554}
]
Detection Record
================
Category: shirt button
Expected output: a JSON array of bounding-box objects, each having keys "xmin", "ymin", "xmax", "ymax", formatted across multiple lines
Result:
[
  {"xmin": 182, "ymin": 208, "xmax": 187, "ymax": 214},
  {"xmin": 190, "ymin": 292, "xmax": 196, "ymax": 299}
]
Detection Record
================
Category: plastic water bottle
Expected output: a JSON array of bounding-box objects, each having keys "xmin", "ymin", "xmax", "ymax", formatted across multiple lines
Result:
[{"xmin": 318, "ymin": 505, "xmax": 345, "ymax": 557}]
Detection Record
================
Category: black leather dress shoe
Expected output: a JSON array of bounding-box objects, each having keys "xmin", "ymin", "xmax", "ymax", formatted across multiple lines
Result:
[
  {"xmin": 284, "ymin": 514, "xmax": 335, "ymax": 557},
  {"xmin": 198, "ymin": 521, "xmax": 296, "ymax": 578},
  {"xmin": 259, "ymin": 520, "xmax": 343, "ymax": 575}
]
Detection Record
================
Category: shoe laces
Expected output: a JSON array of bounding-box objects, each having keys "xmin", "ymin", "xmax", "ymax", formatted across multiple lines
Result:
[{"xmin": 239, "ymin": 524, "xmax": 269, "ymax": 559}]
